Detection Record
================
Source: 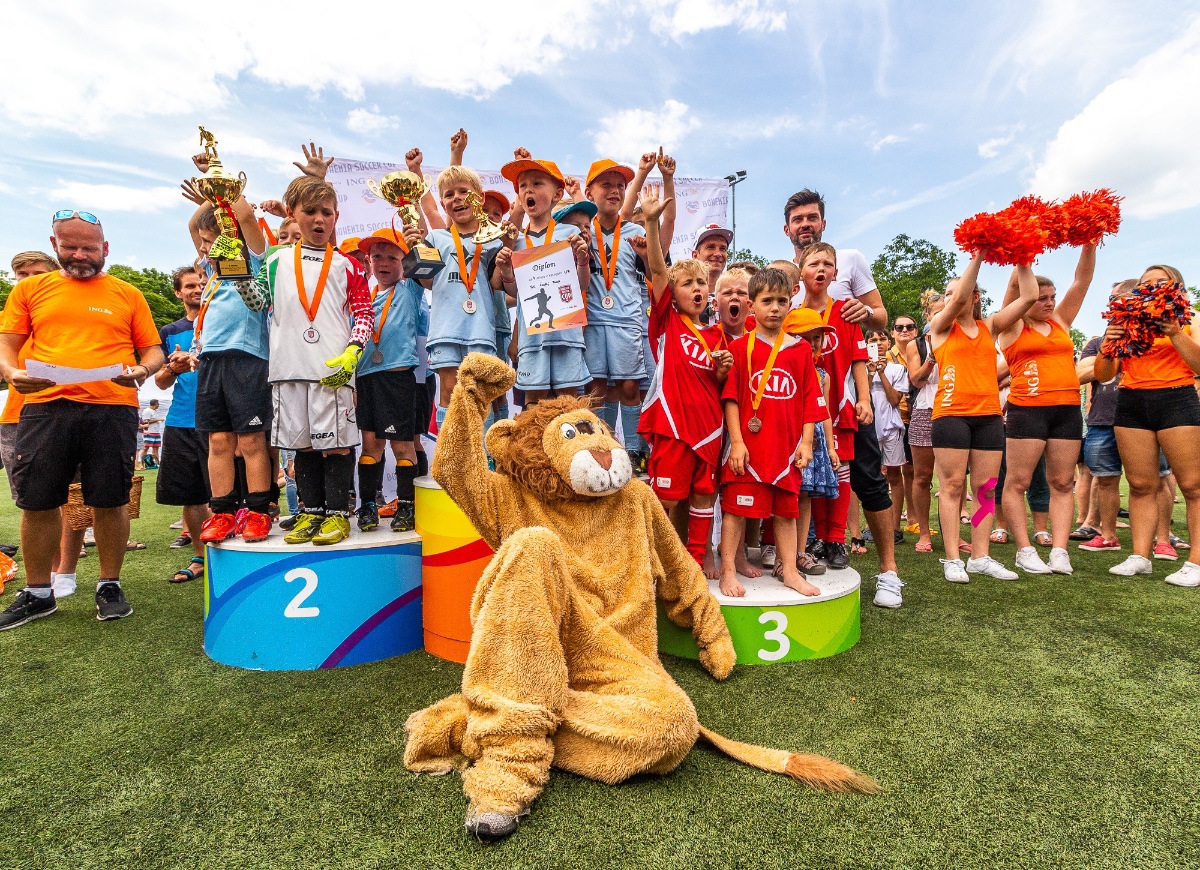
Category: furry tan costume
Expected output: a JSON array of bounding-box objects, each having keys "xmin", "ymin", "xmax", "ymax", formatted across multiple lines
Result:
[{"xmin": 404, "ymin": 353, "xmax": 877, "ymax": 838}]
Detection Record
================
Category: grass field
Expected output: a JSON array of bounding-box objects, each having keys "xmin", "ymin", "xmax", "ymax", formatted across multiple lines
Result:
[{"xmin": 1, "ymin": 470, "xmax": 1198, "ymax": 869}]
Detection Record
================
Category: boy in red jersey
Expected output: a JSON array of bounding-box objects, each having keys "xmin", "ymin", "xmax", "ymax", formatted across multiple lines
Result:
[
  {"xmin": 637, "ymin": 191, "xmax": 733, "ymax": 566},
  {"xmin": 719, "ymin": 268, "xmax": 827, "ymax": 598}
]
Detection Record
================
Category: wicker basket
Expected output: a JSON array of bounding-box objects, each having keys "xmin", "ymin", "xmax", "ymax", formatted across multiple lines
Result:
[{"xmin": 65, "ymin": 476, "xmax": 143, "ymax": 531}]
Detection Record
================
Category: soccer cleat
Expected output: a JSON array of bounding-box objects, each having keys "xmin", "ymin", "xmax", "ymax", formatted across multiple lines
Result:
[
  {"xmin": 825, "ymin": 540, "xmax": 850, "ymax": 570},
  {"xmin": 1164, "ymin": 561, "xmax": 1200, "ymax": 587},
  {"xmin": 95, "ymin": 583, "xmax": 132, "ymax": 621},
  {"xmin": 233, "ymin": 507, "xmax": 250, "ymax": 535},
  {"xmin": 391, "ymin": 500, "xmax": 415, "ymax": 532},
  {"xmin": 966, "ymin": 556, "xmax": 1019, "ymax": 580},
  {"xmin": 357, "ymin": 502, "xmax": 379, "ymax": 532},
  {"xmin": 1153, "ymin": 541, "xmax": 1178, "ymax": 561},
  {"xmin": 1048, "ymin": 547, "xmax": 1074, "ymax": 575},
  {"xmin": 240, "ymin": 511, "xmax": 272, "ymax": 543},
  {"xmin": 1109, "ymin": 555, "xmax": 1153, "ymax": 576},
  {"xmin": 807, "ymin": 539, "xmax": 828, "ymax": 563},
  {"xmin": 199, "ymin": 513, "xmax": 238, "ymax": 543},
  {"xmin": 378, "ymin": 498, "xmax": 399, "ymax": 518},
  {"xmin": 278, "ymin": 514, "xmax": 298, "ymax": 531},
  {"xmin": 941, "ymin": 558, "xmax": 969, "ymax": 583},
  {"xmin": 873, "ymin": 571, "xmax": 905, "ymax": 608},
  {"xmin": 0, "ymin": 589, "xmax": 57, "ymax": 631},
  {"xmin": 1015, "ymin": 546, "xmax": 1052, "ymax": 575},
  {"xmin": 283, "ymin": 513, "xmax": 323, "ymax": 545},
  {"xmin": 312, "ymin": 513, "xmax": 351, "ymax": 546},
  {"xmin": 760, "ymin": 544, "xmax": 777, "ymax": 569},
  {"xmin": 1079, "ymin": 535, "xmax": 1120, "ymax": 552}
]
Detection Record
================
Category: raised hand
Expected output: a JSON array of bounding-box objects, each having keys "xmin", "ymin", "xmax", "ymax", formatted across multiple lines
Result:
[
  {"xmin": 569, "ymin": 233, "xmax": 589, "ymax": 265},
  {"xmin": 180, "ymin": 179, "xmax": 206, "ymax": 206},
  {"xmin": 191, "ymin": 153, "xmax": 210, "ymax": 174},
  {"xmin": 513, "ymin": 146, "xmax": 531, "ymax": 160},
  {"xmin": 564, "ymin": 176, "xmax": 582, "ymax": 200},
  {"xmin": 638, "ymin": 151, "xmax": 657, "ymax": 175},
  {"xmin": 405, "ymin": 147, "xmax": 423, "ymax": 173},
  {"xmin": 450, "ymin": 128, "xmax": 468, "ymax": 159},
  {"xmin": 294, "ymin": 142, "xmax": 334, "ymax": 179},
  {"xmin": 656, "ymin": 148, "xmax": 676, "ymax": 178},
  {"xmin": 259, "ymin": 199, "xmax": 287, "ymax": 218},
  {"xmin": 639, "ymin": 186, "xmax": 670, "ymax": 222}
]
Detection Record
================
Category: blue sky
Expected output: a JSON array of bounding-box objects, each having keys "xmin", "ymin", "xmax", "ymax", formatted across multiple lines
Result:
[{"xmin": 2, "ymin": 0, "xmax": 1198, "ymax": 338}]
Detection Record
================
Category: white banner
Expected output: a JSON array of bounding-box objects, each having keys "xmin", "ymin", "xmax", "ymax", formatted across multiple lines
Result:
[{"xmin": 326, "ymin": 159, "xmax": 729, "ymax": 263}]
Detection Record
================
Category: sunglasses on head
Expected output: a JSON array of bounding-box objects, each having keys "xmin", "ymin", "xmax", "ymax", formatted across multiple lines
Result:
[{"xmin": 53, "ymin": 210, "xmax": 101, "ymax": 225}]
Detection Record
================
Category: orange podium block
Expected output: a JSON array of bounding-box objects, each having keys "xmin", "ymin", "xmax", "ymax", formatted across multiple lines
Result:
[{"xmin": 414, "ymin": 476, "xmax": 493, "ymax": 663}]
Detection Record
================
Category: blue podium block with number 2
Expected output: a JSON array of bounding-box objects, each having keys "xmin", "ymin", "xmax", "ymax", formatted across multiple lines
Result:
[{"xmin": 203, "ymin": 529, "xmax": 423, "ymax": 671}]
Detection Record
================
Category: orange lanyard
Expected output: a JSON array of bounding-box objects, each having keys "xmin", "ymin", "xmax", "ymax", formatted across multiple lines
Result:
[
  {"xmin": 746, "ymin": 329, "xmax": 787, "ymax": 416},
  {"xmin": 821, "ymin": 297, "xmax": 834, "ymax": 325},
  {"xmin": 524, "ymin": 219, "xmax": 556, "ymax": 248},
  {"xmin": 593, "ymin": 217, "xmax": 621, "ymax": 290},
  {"xmin": 451, "ymin": 225, "xmax": 481, "ymax": 296},
  {"xmin": 194, "ymin": 273, "xmax": 221, "ymax": 337},
  {"xmin": 711, "ymin": 324, "xmax": 728, "ymax": 351},
  {"xmin": 370, "ymin": 284, "xmax": 396, "ymax": 346},
  {"xmin": 682, "ymin": 316, "xmax": 714, "ymax": 360},
  {"xmin": 295, "ymin": 244, "xmax": 333, "ymax": 324}
]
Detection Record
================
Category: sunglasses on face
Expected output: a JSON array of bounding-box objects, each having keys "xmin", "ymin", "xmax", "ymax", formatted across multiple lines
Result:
[
  {"xmin": 52, "ymin": 210, "xmax": 101, "ymax": 226},
  {"xmin": 893, "ymin": 323, "xmax": 916, "ymax": 331}
]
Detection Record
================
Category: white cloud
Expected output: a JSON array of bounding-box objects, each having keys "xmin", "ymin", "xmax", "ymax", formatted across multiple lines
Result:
[
  {"xmin": 593, "ymin": 100, "xmax": 701, "ymax": 164},
  {"xmin": 870, "ymin": 134, "xmax": 906, "ymax": 152},
  {"xmin": 1027, "ymin": 16, "xmax": 1200, "ymax": 218},
  {"xmin": 650, "ymin": 0, "xmax": 788, "ymax": 36},
  {"xmin": 346, "ymin": 108, "xmax": 398, "ymax": 137},
  {"xmin": 977, "ymin": 128, "xmax": 1022, "ymax": 160},
  {"xmin": 45, "ymin": 181, "xmax": 181, "ymax": 213}
]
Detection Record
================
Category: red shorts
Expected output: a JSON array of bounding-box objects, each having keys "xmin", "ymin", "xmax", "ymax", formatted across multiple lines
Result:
[
  {"xmin": 648, "ymin": 435, "xmax": 716, "ymax": 501},
  {"xmin": 833, "ymin": 427, "xmax": 856, "ymax": 462},
  {"xmin": 721, "ymin": 481, "xmax": 800, "ymax": 520}
]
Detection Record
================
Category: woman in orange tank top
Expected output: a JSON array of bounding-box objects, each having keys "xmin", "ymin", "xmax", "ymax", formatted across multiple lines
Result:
[
  {"xmin": 927, "ymin": 253, "xmax": 1040, "ymax": 584},
  {"xmin": 995, "ymin": 244, "xmax": 1097, "ymax": 576},
  {"xmin": 1095, "ymin": 265, "xmax": 1200, "ymax": 586}
]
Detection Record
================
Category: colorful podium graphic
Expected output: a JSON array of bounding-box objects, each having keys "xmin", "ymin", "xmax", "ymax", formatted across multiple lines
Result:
[
  {"xmin": 657, "ymin": 568, "xmax": 860, "ymax": 665},
  {"xmin": 414, "ymin": 476, "xmax": 492, "ymax": 664},
  {"xmin": 203, "ymin": 528, "xmax": 423, "ymax": 671}
]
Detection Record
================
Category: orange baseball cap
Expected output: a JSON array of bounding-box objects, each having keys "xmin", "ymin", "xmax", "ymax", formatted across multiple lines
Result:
[
  {"xmin": 783, "ymin": 308, "xmax": 835, "ymax": 336},
  {"xmin": 337, "ymin": 236, "xmax": 362, "ymax": 255},
  {"xmin": 357, "ymin": 226, "xmax": 410, "ymax": 254},
  {"xmin": 586, "ymin": 159, "xmax": 635, "ymax": 187},
  {"xmin": 499, "ymin": 158, "xmax": 565, "ymax": 191},
  {"xmin": 482, "ymin": 190, "xmax": 511, "ymax": 213}
]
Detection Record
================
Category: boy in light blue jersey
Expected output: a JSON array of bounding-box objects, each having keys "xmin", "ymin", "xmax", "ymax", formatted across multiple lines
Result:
[
  {"xmin": 354, "ymin": 226, "xmax": 426, "ymax": 533},
  {"xmin": 422, "ymin": 165, "xmax": 505, "ymax": 432},
  {"xmin": 495, "ymin": 154, "xmax": 592, "ymax": 404}
]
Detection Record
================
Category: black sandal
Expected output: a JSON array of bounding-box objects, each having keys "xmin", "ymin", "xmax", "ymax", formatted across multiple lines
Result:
[{"xmin": 171, "ymin": 556, "xmax": 205, "ymax": 584}]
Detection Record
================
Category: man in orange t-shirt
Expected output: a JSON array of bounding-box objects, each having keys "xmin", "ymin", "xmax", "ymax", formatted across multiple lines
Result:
[{"xmin": 0, "ymin": 212, "xmax": 164, "ymax": 630}]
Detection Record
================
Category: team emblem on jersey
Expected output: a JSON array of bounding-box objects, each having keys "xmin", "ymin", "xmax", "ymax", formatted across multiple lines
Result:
[
  {"xmin": 749, "ymin": 368, "xmax": 797, "ymax": 400},
  {"xmin": 823, "ymin": 330, "xmax": 841, "ymax": 353},
  {"xmin": 679, "ymin": 333, "xmax": 715, "ymax": 370}
]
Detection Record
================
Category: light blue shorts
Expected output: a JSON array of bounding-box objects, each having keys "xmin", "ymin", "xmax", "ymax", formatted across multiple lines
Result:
[
  {"xmin": 584, "ymin": 323, "xmax": 645, "ymax": 382},
  {"xmin": 516, "ymin": 345, "xmax": 590, "ymax": 392},
  {"xmin": 427, "ymin": 340, "xmax": 496, "ymax": 371},
  {"xmin": 640, "ymin": 332, "xmax": 656, "ymax": 390}
]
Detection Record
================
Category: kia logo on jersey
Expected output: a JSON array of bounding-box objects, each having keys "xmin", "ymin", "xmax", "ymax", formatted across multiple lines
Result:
[
  {"xmin": 749, "ymin": 368, "xmax": 797, "ymax": 400},
  {"xmin": 679, "ymin": 333, "xmax": 715, "ymax": 370},
  {"xmin": 822, "ymin": 330, "xmax": 840, "ymax": 353}
]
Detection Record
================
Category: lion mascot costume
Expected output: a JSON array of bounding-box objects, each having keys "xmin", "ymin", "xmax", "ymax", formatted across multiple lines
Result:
[{"xmin": 404, "ymin": 354, "xmax": 877, "ymax": 839}]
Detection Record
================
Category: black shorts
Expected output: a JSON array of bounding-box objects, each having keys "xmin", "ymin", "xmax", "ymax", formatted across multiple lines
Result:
[
  {"xmin": 415, "ymin": 374, "xmax": 435, "ymax": 439},
  {"xmin": 851, "ymin": 424, "xmax": 892, "ymax": 513},
  {"xmin": 931, "ymin": 414, "xmax": 1006, "ymax": 451},
  {"xmin": 1115, "ymin": 385, "xmax": 1200, "ymax": 431},
  {"xmin": 1005, "ymin": 403, "xmax": 1083, "ymax": 441},
  {"xmin": 357, "ymin": 369, "xmax": 417, "ymax": 441},
  {"xmin": 12, "ymin": 400, "xmax": 137, "ymax": 511},
  {"xmin": 156, "ymin": 426, "xmax": 211, "ymax": 506},
  {"xmin": 195, "ymin": 350, "xmax": 272, "ymax": 434}
]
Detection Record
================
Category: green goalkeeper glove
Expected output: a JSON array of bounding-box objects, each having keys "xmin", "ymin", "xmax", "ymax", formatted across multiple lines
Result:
[{"xmin": 320, "ymin": 344, "xmax": 363, "ymax": 388}]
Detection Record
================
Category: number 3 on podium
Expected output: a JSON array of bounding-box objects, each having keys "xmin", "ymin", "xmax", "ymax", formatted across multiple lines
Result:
[
  {"xmin": 758, "ymin": 611, "xmax": 790, "ymax": 661},
  {"xmin": 284, "ymin": 567, "xmax": 320, "ymax": 618}
]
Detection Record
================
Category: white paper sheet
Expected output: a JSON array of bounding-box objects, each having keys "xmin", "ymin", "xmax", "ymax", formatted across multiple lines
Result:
[{"xmin": 26, "ymin": 359, "xmax": 125, "ymax": 385}]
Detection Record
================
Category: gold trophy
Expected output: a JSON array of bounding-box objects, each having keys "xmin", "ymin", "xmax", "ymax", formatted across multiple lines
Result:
[
  {"xmin": 366, "ymin": 171, "xmax": 444, "ymax": 279},
  {"xmin": 190, "ymin": 127, "xmax": 251, "ymax": 279},
  {"xmin": 467, "ymin": 190, "xmax": 512, "ymax": 244}
]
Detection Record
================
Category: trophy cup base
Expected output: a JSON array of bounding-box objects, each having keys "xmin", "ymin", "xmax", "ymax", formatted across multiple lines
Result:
[
  {"xmin": 214, "ymin": 259, "xmax": 251, "ymax": 280},
  {"xmin": 403, "ymin": 245, "xmax": 445, "ymax": 280}
]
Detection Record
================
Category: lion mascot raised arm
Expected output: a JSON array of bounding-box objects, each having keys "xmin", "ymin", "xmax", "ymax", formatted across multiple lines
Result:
[{"xmin": 404, "ymin": 353, "xmax": 877, "ymax": 840}]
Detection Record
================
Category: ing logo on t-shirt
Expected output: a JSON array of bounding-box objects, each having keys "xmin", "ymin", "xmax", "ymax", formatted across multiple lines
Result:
[
  {"xmin": 679, "ymin": 333, "xmax": 715, "ymax": 370},
  {"xmin": 749, "ymin": 368, "xmax": 797, "ymax": 400}
]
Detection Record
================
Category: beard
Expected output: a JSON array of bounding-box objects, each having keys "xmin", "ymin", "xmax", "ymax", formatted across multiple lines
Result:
[
  {"xmin": 62, "ymin": 255, "xmax": 105, "ymax": 279},
  {"xmin": 789, "ymin": 227, "xmax": 823, "ymax": 250}
]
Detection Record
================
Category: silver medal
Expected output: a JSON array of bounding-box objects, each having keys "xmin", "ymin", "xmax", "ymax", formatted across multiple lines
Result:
[
  {"xmin": 303, "ymin": 326, "xmax": 320, "ymax": 344},
  {"xmin": 371, "ymin": 349, "xmax": 384, "ymax": 364},
  {"xmin": 601, "ymin": 296, "xmax": 615, "ymax": 310},
  {"xmin": 462, "ymin": 297, "xmax": 477, "ymax": 314}
]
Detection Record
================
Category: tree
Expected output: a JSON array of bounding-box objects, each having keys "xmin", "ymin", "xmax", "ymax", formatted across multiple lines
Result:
[
  {"xmin": 871, "ymin": 234, "xmax": 958, "ymax": 329},
  {"xmin": 1069, "ymin": 326, "xmax": 1087, "ymax": 353},
  {"xmin": 108, "ymin": 265, "xmax": 185, "ymax": 328},
  {"xmin": 725, "ymin": 248, "xmax": 770, "ymax": 270}
]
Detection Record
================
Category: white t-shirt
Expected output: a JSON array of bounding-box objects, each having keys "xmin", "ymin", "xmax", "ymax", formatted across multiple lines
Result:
[
  {"xmin": 140, "ymin": 406, "xmax": 163, "ymax": 436},
  {"xmin": 791, "ymin": 246, "xmax": 877, "ymax": 307},
  {"xmin": 870, "ymin": 362, "xmax": 909, "ymax": 439}
]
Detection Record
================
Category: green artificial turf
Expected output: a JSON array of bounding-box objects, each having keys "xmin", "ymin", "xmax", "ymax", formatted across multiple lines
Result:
[{"xmin": 1, "ymin": 471, "xmax": 1198, "ymax": 869}]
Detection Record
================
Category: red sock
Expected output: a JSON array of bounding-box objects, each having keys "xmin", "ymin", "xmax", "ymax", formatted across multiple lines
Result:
[
  {"xmin": 812, "ymin": 496, "xmax": 830, "ymax": 541},
  {"xmin": 687, "ymin": 507, "xmax": 714, "ymax": 565},
  {"xmin": 827, "ymin": 482, "xmax": 852, "ymax": 543},
  {"xmin": 760, "ymin": 520, "xmax": 776, "ymax": 546}
]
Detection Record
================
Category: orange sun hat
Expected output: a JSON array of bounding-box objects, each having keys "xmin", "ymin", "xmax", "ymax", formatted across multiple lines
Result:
[
  {"xmin": 783, "ymin": 308, "xmax": 835, "ymax": 336},
  {"xmin": 499, "ymin": 158, "xmax": 565, "ymax": 191},
  {"xmin": 585, "ymin": 159, "xmax": 635, "ymax": 187},
  {"xmin": 357, "ymin": 226, "xmax": 410, "ymax": 254}
]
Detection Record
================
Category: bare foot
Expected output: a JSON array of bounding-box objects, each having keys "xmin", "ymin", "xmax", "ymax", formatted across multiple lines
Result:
[
  {"xmin": 719, "ymin": 570, "xmax": 746, "ymax": 597},
  {"xmin": 780, "ymin": 569, "xmax": 821, "ymax": 597},
  {"xmin": 702, "ymin": 547, "xmax": 719, "ymax": 580},
  {"xmin": 736, "ymin": 548, "xmax": 762, "ymax": 578}
]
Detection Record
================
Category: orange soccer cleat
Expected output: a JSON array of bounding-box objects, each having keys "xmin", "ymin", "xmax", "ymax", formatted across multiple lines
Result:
[
  {"xmin": 240, "ymin": 511, "xmax": 273, "ymax": 543},
  {"xmin": 199, "ymin": 513, "xmax": 238, "ymax": 543}
]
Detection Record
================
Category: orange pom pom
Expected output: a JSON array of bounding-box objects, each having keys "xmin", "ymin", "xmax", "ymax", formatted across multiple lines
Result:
[{"xmin": 1060, "ymin": 189, "xmax": 1122, "ymax": 247}]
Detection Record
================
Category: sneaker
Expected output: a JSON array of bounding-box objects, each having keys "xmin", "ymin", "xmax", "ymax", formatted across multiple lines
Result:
[
  {"xmin": 1069, "ymin": 525, "xmax": 1099, "ymax": 541},
  {"xmin": 83, "ymin": 527, "xmax": 96, "ymax": 546},
  {"xmin": 241, "ymin": 511, "xmax": 272, "ymax": 543},
  {"xmin": 966, "ymin": 555, "xmax": 1019, "ymax": 580},
  {"xmin": 51, "ymin": 574, "xmax": 77, "ymax": 598},
  {"xmin": 233, "ymin": 507, "xmax": 250, "ymax": 536},
  {"xmin": 893, "ymin": 529, "xmax": 905, "ymax": 545},
  {"xmin": 797, "ymin": 551, "xmax": 826, "ymax": 575},
  {"xmin": 391, "ymin": 500, "xmax": 415, "ymax": 532},
  {"xmin": 312, "ymin": 513, "xmax": 351, "ymax": 545},
  {"xmin": 278, "ymin": 514, "xmax": 298, "ymax": 531},
  {"xmin": 283, "ymin": 513, "xmax": 323, "ymax": 545},
  {"xmin": 1164, "ymin": 562, "xmax": 1200, "ymax": 587},
  {"xmin": 1153, "ymin": 541, "xmax": 1178, "ymax": 561},
  {"xmin": 1079, "ymin": 535, "xmax": 1120, "ymax": 552},
  {"xmin": 1048, "ymin": 547, "xmax": 1074, "ymax": 575},
  {"xmin": 873, "ymin": 571, "xmax": 905, "ymax": 608},
  {"xmin": 807, "ymin": 539, "xmax": 828, "ymax": 563},
  {"xmin": 760, "ymin": 544, "xmax": 777, "ymax": 568},
  {"xmin": 95, "ymin": 583, "xmax": 132, "ymax": 621},
  {"xmin": 941, "ymin": 558, "xmax": 969, "ymax": 583},
  {"xmin": 1015, "ymin": 546, "xmax": 1052, "ymax": 575},
  {"xmin": 169, "ymin": 518, "xmax": 184, "ymax": 530},
  {"xmin": 1109, "ymin": 554, "xmax": 1153, "ymax": 576},
  {"xmin": 169, "ymin": 533, "xmax": 192, "ymax": 549},
  {"xmin": 0, "ymin": 589, "xmax": 57, "ymax": 631},
  {"xmin": 825, "ymin": 540, "xmax": 850, "ymax": 570},
  {"xmin": 862, "ymin": 528, "xmax": 874, "ymax": 543},
  {"xmin": 199, "ymin": 513, "xmax": 238, "ymax": 543},
  {"xmin": 357, "ymin": 502, "xmax": 380, "ymax": 532}
]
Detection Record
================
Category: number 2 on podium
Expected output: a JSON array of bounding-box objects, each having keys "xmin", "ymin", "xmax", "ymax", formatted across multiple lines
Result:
[{"xmin": 284, "ymin": 567, "xmax": 320, "ymax": 618}]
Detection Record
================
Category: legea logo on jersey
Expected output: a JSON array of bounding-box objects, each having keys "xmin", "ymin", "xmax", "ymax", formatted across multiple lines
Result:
[
  {"xmin": 749, "ymin": 368, "xmax": 797, "ymax": 400},
  {"xmin": 679, "ymin": 333, "xmax": 715, "ymax": 369}
]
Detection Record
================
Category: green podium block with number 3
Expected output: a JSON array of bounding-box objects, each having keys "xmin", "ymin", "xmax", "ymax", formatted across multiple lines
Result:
[{"xmin": 657, "ymin": 570, "xmax": 861, "ymax": 665}]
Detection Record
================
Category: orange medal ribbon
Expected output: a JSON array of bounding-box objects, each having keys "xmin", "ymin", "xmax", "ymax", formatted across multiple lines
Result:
[
  {"xmin": 523, "ymin": 219, "xmax": 556, "ymax": 248},
  {"xmin": 593, "ymin": 217, "xmax": 621, "ymax": 291},
  {"xmin": 451, "ymin": 225, "xmax": 482, "ymax": 298},
  {"xmin": 370, "ymin": 284, "xmax": 396, "ymax": 347},
  {"xmin": 682, "ymin": 316, "xmax": 715, "ymax": 361},
  {"xmin": 193, "ymin": 273, "xmax": 222, "ymax": 339},
  {"xmin": 745, "ymin": 328, "xmax": 787, "ymax": 432},
  {"xmin": 295, "ymin": 243, "xmax": 334, "ymax": 324}
]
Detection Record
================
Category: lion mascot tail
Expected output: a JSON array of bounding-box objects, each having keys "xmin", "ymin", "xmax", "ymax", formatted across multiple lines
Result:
[{"xmin": 698, "ymin": 726, "xmax": 881, "ymax": 794}]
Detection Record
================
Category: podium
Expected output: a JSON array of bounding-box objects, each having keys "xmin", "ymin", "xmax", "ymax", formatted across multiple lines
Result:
[{"xmin": 203, "ymin": 526, "xmax": 423, "ymax": 671}]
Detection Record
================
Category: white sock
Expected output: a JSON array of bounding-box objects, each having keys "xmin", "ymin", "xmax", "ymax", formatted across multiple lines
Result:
[{"xmin": 27, "ymin": 586, "xmax": 53, "ymax": 599}]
